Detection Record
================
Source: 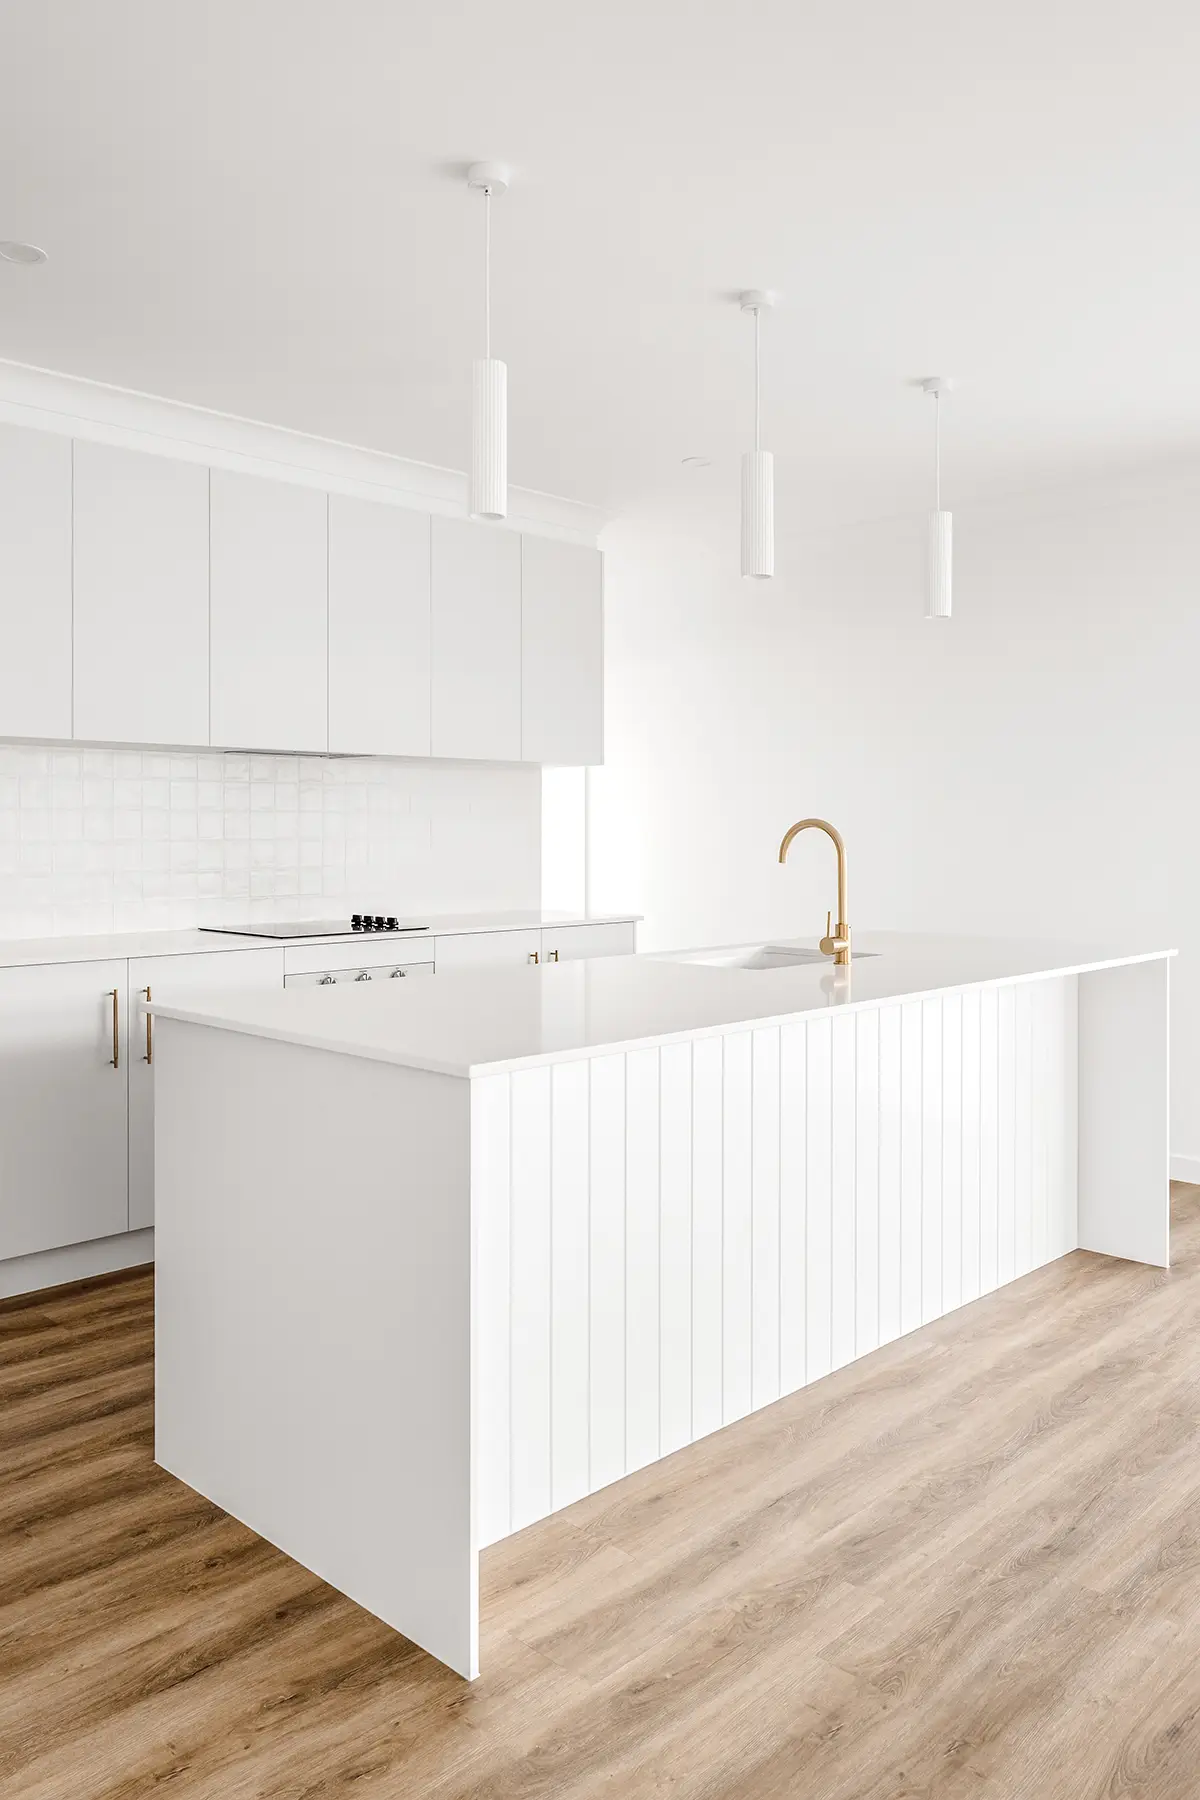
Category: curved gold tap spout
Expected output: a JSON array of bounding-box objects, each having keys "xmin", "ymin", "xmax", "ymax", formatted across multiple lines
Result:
[{"xmin": 778, "ymin": 818, "xmax": 851, "ymax": 965}]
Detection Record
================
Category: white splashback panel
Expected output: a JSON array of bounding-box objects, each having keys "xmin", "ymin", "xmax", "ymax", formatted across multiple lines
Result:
[
  {"xmin": 474, "ymin": 974, "xmax": 1079, "ymax": 1547},
  {"xmin": 0, "ymin": 743, "xmax": 540, "ymax": 939}
]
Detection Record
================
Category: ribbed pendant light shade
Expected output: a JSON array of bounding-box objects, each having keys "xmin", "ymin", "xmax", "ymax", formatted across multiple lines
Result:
[
  {"xmin": 927, "ymin": 509, "xmax": 952, "ymax": 619},
  {"xmin": 471, "ymin": 357, "xmax": 507, "ymax": 520},
  {"xmin": 741, "ymin": 449, "xmax": 774, "ymax": 578},
  {"xmin": 738, "ymin": 291, "xmax": 775, "ymax": 580}
]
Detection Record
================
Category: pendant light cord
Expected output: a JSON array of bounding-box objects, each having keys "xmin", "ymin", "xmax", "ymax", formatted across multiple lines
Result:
[
  {"xmin": 483, "ymin": 186, "xmax": 491, "ymax": 361},
  {"xmin": 754, "ymin": 306, "xmax": 761, "ymax": 452},
  {"xmin": 934, "ymin": 391, "xmax": 941, "ymax": 511}
]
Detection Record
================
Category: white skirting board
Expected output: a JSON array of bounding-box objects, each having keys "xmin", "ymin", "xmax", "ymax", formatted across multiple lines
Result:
[
  {"xmin": 473, "ymin": 975, "xmax": 1083, "ymax": 1548},
  {"xmin": 0, "ymin": 1227, "xmax": 154, "ymax": 1299}
]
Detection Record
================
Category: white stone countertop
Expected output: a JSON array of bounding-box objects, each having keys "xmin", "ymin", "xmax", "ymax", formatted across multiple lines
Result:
[
  {"xmin": 0, "ymin": 910, "xmax": 640, "ymax": 970},
  {"xmin": 147, "ymin": 931, "xmax": 1177, "ymax": 1079}
]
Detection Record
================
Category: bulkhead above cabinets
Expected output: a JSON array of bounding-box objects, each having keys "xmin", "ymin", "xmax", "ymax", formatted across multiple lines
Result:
[{"xmin": 0, "ymin": 423, "xmax": 603, "ymax": 768}]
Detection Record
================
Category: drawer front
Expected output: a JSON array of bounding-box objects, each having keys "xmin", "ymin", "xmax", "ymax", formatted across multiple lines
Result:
[
  {"xmin": 284, "ymin": 960, "xmax": 434, "ymax": 988},
  {"xmin": 433, "ymin": 930, "xmax": 543, "ymax": 969},
  {"xmin": 541, "ymin": 922, "xmax": 637, "ymax": 962},
  {"xmin": 283, "ymin": 936, "xmax": 435, "ymax": 977}
]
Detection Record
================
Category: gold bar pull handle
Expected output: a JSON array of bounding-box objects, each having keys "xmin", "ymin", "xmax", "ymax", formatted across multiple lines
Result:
[
  {"xmin": 143, "ymin": 986, "xmax": 152, "ymax": 1065},
  {"xmin": 527, "ymin": 950, "xmax": 540, "ymax": 965},
  {"xmin": 110, "ymin": 988, "xmax": 120, "ymax": 1070},
  {"xmin": 548, "ymin": 948, "xmax": 560, "ymax": 963}
]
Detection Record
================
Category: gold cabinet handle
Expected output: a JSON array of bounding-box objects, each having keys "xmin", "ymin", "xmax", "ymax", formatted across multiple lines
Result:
[
  {"xmin": 143, "ymin": 986, "xmax": 152, "ymax": 1065},
  {"xmin": 547, "ymin": 948, "xmax": 560, "ymax": 963},
  {"xmin": 110, "ymin": 988, "xmax": 120, "ymax": 1069},
  {"xmin": 527, "ymin": 950, "xmax": 540, "ymax": 965}
]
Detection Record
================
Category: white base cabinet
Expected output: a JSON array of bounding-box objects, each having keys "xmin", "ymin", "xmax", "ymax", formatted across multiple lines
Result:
[
  {"xmin": 128, "ymin": 948, "xmax": 285, "ymax": 1229},
  {"xmin": 434, "ymin": 928, "xmax": 544, "ymax": 971},
  {"xmin": 541, "ymin": 922, "xmax": 634, "ymax": 963},
  {"xmin": 0, "ymin": 919, "xmax": 637, "ymax": 1293},
  {"xmin": 0, "ymin": 959, "xmax": 129, "ymax": 1261}
]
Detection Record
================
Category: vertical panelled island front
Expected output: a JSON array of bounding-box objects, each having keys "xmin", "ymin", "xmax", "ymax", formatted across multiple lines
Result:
[{"xmin": 149, "ymin": 932, "xmax": 1173, "ymax": 1678}]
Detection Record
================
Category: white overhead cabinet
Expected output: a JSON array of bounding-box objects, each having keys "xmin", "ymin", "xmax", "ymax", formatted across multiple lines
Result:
[
  {"xmin": 0, "ymin": 424, "xmax": 72, "ymax": 741},
  {"xmin": 328, "ymin": 497, "xmax": 431, "ymax": 756},
  {"xmin": 0, "ymin": 418, "xmax": 604, "ymax": 765},
  {"xmin": 431, "ymin": 518, "xmax": 522, "ymax": 761},
  {"xmin": 0, "ymin": 959, "xmax": 129, "ymax": 1261},
  {"xmin": 210, "ymin": 470, "xmax": 328, "ymax": 752},
  {"xmin": 72, "ymin": 443, "xmax": 210, "ymax": 746},
  {"xmin": 520, "ymin": 537, "xmax": 604, "ymax": 766}
]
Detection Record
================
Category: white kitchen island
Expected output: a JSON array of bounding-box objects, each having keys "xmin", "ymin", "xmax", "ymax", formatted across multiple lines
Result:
[{"xmin": 150, "ymin": 932, "xmax": 1173, "ymax": 1679}]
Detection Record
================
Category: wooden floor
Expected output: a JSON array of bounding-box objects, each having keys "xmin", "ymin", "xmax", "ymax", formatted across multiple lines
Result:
[{"xmin": 5, "ymin": 1197, "xmax": 1200, "ymax": 1799}]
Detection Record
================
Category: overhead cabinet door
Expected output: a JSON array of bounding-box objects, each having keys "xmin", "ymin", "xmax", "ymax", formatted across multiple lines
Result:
[
  {"xmin": 430, "ymin": 518, "xmax": 521, "ymax": 761},
  {"xmin": 73, "ymin": 443, "xmax": 210, "ymax": 746},
  {"xmin": 0, "ymin": 424, "xmax": 72, "ymax": 741},
  {"xmin": 210, "ymin": 470, "xmax": 328, "ymax": 752},
  {"xmin": 520, "ymin": 537, "xmax": 603, "ymax": 766},
  {"xmin": 0, "ymin": 959, "xmax": 129, "ymax": 1261},
  {"xmin": 328, "ymin": 497, "xmax": 431, "ymax": 756}
]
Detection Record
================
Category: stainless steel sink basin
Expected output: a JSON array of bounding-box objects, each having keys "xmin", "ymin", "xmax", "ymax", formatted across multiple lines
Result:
[{"xmin": 664, "ymin": 944, "xmax": 878, "ymax": 971}]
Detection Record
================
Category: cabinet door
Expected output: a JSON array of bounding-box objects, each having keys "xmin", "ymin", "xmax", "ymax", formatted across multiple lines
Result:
[
  {"xmin": 210, "ymin": 470, "xmax": 328, "ymax": 751},
  {"xmin": 432, "ymin": 929, "xmax": 542, "ymax": 970},
  {"xmin": 0, "ymin": 959, "xmax": 129, "ymax": 1261},
  {"xmin": 329, "ymin": 497, "xmax": 431, "ymax": 756},
  {"xmin": 541, "ymin": 922, "xmax": 636, "ymax": 962},
  {"xmin": 73, "ymin": 443, "xmax": 210, "ymax": 746},
  {"xmin": 127, "ymin": 947, "xmax": 284, "ymax": 1230},
  {"xmin": 521, "ymin": 537, "xmax": 603, "ymax": 766},
  {"xmin": 430, "ymin": 518, "xmax": 521, "ymax": 761},
  {"xmin": 0, "ymin": 424, "xmax": 72, "ymax": 740}
]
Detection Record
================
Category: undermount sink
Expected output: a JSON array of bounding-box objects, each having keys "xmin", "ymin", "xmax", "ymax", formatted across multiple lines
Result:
[{"xmin": 666, "ymin": 944, "xmax": 878, "ymax": 971}]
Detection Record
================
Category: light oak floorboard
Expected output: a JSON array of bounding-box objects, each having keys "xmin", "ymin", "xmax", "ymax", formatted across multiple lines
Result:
[{"xmin": 4, "ymin": 1194, "xmax": 1200, "ymax": 1796}]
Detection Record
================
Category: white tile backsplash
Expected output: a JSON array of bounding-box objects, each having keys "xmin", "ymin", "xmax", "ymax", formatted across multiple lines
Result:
[{"xmin": 0, "ymin": 745, "xmax": 541, "ymax": 939}]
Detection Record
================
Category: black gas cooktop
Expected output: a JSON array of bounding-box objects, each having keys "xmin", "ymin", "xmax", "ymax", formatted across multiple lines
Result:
[{"xmin": 200, "ymin": 917, "xmax": 430, "ymax": 940}]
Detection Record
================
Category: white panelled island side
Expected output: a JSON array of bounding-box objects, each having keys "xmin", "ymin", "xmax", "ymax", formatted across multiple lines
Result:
[{"xmin": 149, "ymin": 931, "xmax": 1173, "ymax": 1679}]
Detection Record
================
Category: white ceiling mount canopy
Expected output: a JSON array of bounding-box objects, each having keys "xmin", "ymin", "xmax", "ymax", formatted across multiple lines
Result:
[
  {"xmin": 0, "ymin": 241, "xmax": 47, "ymax": 265},
  {"xmin": 919, "ymin": 375, "xmax": 954, "ymax": 620},
  {"xmin": 466, "ymin": 162, "xmax": 511, "ymax": 522},
  {"xmin": 739, "ymin": 289, "xmax": 775, "ymax": 580}
]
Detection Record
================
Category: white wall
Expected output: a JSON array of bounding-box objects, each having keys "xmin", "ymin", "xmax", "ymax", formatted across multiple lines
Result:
[
  {"xmin": 589, "ymin": 479, "xmax": 1200, "ymax": 1167},
  {"xmin": 0, "ymin": 745, "xmax": 540, "ymax": 938}
]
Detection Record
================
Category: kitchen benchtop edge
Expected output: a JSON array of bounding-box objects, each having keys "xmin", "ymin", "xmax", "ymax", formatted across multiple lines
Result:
[{"xmin": 0, "ymin": 911, "xmax": 642, "ymax": 970}]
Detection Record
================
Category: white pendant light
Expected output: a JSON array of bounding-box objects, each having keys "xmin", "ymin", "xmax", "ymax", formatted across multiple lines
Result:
[
  {"xmin": 467, "ymin": 162, "xmax": 510, "ymax": 521},
  {"xmin": 920, "ymin": 376, "xmax": 953, "ymax": 619},
  {"xmin": 739, "ymin": 290, "xmax": 775, "ymax": 578}
]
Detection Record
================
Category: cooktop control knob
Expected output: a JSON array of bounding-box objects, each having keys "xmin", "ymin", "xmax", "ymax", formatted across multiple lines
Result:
[
  {"xmin": 351, "ymin": 914, "xmax": 364, "ymax": 929},
  {"xmin": 373, "ymin": 915, "xmax": 386, "ymax": 930},
  {"xmin": 385, "ymin": 917, "xmax": 399, "ymax": 930}
]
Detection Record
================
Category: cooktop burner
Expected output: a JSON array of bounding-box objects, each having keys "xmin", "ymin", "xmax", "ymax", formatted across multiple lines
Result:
[{"xmin": 200, "ymin": 918, "xmax": 429, "ymax": 941}]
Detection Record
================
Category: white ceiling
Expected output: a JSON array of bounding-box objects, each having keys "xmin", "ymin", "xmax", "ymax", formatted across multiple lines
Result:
[{"xmin": 2, "ymin": 0, "xmax": 1199, "ymax": 527}]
